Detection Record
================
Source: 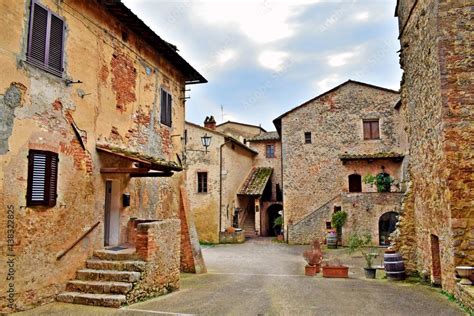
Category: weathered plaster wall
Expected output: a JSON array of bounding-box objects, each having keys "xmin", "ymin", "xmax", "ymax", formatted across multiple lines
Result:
[
  {"xmin": 0, "ymin": 0, "xmax": 188, "ymax": 311},
  {"xmin": 280, "ymin": 82, "xmax": 401, "ymax": 241},
  {"xmin": 395, "ymin": 0, "xmax": 473, "ymax": 292},
  {"xmin": 216, "ymin": 122, "xmax": 263, "ymax": 144}
]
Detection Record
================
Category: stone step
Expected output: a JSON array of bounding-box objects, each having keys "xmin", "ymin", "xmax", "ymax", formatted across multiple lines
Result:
[
  {"xmin": 77, "ymin": 269, "xmax": 141, "ymax": 283},
  {"xmin": 66, "ymin": 280, "xmax": 133, "ymax": 294},
  {"xmin": 86, "ymin": 259, "xmax": 146, "ymax": 272},
  {"xmin": 57, "ymin": 291, "xmax": 126, "ymax": 308},
  {"xmin": 93, "ymin": 249, "xmax": 139, "ymax": 261}
]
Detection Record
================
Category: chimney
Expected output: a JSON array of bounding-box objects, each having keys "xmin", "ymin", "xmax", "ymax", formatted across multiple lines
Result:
[{"xmin": 204, "ymin": 115, "xmax": 216, "ymax": 130}]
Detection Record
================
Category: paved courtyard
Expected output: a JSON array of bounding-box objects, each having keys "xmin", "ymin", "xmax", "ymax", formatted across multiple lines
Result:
[{"xmin": 16, "ymin": 238, "xmax": 464, "ymax": 315}]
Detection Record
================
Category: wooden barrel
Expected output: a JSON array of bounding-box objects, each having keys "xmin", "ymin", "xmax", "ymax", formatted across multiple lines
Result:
[
  {"xmin": 384, "ymin": 251, "xmax": 406, "ymax": 280},
  {"xmin": 326, "ymin": 231, "xmax": 337, "ymax": 249}
]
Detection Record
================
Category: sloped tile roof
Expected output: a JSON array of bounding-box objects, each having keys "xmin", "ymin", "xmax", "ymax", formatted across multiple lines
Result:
[
  {"xmin": 339, "ymin": 152, "xmax": 404, "ymax": 161},
  {"xmin": 247, "ymin": 131, "xmax": 280, "ymax": 142},
  {"xmin": 238, "ymin": 167, "xmax": 273, "ymax": 196}
]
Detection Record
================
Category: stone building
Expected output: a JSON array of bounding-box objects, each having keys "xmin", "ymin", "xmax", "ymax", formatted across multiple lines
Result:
[
  {"xmin": 184, "ymin": 119, "xmax": 257, "ymax": 243},
  {"xmin": 394, "ymin": 0, "xmax": 473, "ymax": 299},
  {"xmin": 0, "ymin": 0, "xmax": 205, "ymax": 312},
  {"xmin": 273, "ymin": 80, "xmax": 405, "ymax": 245},
  {"xmin": 216, "ymin": 120, "xmax": 266, "ymax": 144}
]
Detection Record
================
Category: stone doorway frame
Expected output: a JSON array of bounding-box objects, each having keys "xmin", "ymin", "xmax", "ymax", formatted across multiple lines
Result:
[{"xmin": 430, "ymin": 234, "xmax": 442, "ymax": 286}]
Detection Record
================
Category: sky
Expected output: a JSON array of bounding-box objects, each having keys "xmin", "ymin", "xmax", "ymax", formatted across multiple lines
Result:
[{"xmin": 122, "ymin": 0, "xmax": 402, "ymax": 131}]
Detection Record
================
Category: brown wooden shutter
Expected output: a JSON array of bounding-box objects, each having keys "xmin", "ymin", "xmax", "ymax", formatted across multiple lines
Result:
[
  {"xmin": 27, "ymin": 150, "xmax": 58, "ymax": 207},
  {"xmin": 160, "ymin": 89, "xmax": 167, "ymax": 124},
  {"xmin": 28, "ymin": 2, "xmax": 48, "ymax": 66},
  {"xmin": 48, "ymin": 13, "xmax": 64, "ymax": 75},
  {"xmin": 371, "ymin": 121, "xmax": 380, "ymax": 139},
  {"xmin": 363, "ymin": 121, "xmax": 371, "ymax": 139},
  {"xmin": 167, "ymin": 93, "xmax": 172, "ymax": 126}
]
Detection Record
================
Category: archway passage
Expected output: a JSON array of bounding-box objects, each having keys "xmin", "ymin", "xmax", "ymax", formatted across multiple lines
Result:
[
  {"xmin": 379, "ymin": 212, "xmax": 398, "ymax": 245},
  {"xmin": 266, "ymin": 204, "xmax": 283, "ymax": 237}
]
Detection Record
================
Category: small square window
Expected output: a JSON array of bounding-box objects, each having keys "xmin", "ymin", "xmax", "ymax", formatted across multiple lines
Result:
[
  {"xmin": 197, "ymin": 172, "xmax": 208, "ymax": 193},
  {"xmin": 363, "ymin": 120, "xmax": 380, "ymax": 140},
  {"xmin": 304, "ymin": 132, "xmax": 312, "ymax": 144},
  {"xmin": 326, "ymin": 222, "xmax": 332, "ymax": 229},
  {"xmin": 266, "ymin": 144, "xmax": 275, "ymax": 158}
]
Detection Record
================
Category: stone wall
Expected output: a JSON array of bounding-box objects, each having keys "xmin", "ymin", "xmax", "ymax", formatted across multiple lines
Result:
[
  {"xmin": 395, "ymin": 0, "xmax": 473, "ymax": 292},
  {"xmin": 341, "ymin": 192, "xmax": 403, "ymax": 245},
  {"xmin": 0, "ymin": 0, "xmax": 194, "ymax": 312},
  {"xmin": 280, "ymin": 81, "xmax": 401, "ymax": 237},
  {"xmin": 128, "ymin": 220, "xmax": 180, "ymax": 303}
]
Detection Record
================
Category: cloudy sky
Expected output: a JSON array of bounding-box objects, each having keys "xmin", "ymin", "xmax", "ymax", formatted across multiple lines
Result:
[{"xmin": 123, "ymin": 0, "xmax": 402, "ymax": 131}]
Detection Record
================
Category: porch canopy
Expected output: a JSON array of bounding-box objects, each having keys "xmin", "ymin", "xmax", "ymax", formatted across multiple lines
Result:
[
  {"xmin": 96, "ymin": 143, "xmax": 182, "ymax": 177},
  {"xmin": 238, "ymin": 167, "xmax": 273, "ymax": 196},
  {"xmin": 339, "ymin": 152, "xmax": 404, "ymax": 164}
]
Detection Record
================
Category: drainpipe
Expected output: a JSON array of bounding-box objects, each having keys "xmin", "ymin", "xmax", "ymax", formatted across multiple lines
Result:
[{"xmin": 219, "ymin": 138, "xmax": 231, "ymax": 241}]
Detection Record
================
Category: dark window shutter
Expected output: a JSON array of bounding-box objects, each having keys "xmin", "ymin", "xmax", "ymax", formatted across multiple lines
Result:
[
  {"xmin": 371, "ymin": 121, "xmax": 380, "ymax": 139},
  {"xmin": 28, "ymin": 3, "xmax": 48, "ymax": 66},
  {"xmin": 363, "ymin": 121, "xmax": 371, "ymax": 139},
  {"xmin": 167, "ymin": 93, "xmax": 172, "ymax": 126},
  {"xmin": 160, "ymin": 90, "xmax": 167, "ymax": 124},
  {"xmin": 27, "ymin": 1, "xmax": 64, "ymax": 77},
  {"xmin": 48, "ymin": 14, "xmax": 64, "ymax": 74},
  {"xmin": 27, "ymin": 150, "xmax": 58, "ymax": 207}
]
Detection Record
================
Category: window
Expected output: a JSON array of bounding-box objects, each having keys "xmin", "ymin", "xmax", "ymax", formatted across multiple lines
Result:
[
  {"xmin": 27, "ymin": 1, "xmax": 65, "ymax": 77},
  {"xmin": 266, "ymin": 144, "xmax": 275, "ymax": 158},
  {"xmin": 27, "ymin": 150, "xmax": 58, "ymax": 207},
  {"xmin": 326, "ymin": 221, "xmax": 332, "ymax": 229},
  {"xmin": 160, "ymin": 89, "xmax": 172, "ymax": 126},
  {"xmin": 363, "ymin": 119, "xmax": 380, "ymax": 140},
  {"xmin": 304, "ymin": 132, "xmax": 311, "ymax": 144},
  {"xmin": 348, "ymin": 174, "xmax": 362, "ymax": 192},
  {"xmin": 334, "ymin": 206, "xmax": 342, "ymax": 213},
  {"xmin": 197, "ymin": 172, "xmax": 208, "ymax": 193}
]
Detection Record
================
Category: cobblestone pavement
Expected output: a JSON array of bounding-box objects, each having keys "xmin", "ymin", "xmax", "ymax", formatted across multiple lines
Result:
[{"xmin": 16, "ymin": 238, "xmax": 464, "ymax": 315}]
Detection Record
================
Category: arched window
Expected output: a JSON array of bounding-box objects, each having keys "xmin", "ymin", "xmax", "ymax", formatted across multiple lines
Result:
[
  {"xmin": 348, "ymin": 174, "xmax": 362, "ymax": 192},
  {"xmin": 379, "ymin": 212, "xmax": 398, "ymax": 245}
]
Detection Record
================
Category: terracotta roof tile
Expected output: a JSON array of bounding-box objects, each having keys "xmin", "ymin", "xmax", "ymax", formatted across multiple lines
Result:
[{"xmin": 238, "ymin": 167, "xmax": 273, "ymax": 196}]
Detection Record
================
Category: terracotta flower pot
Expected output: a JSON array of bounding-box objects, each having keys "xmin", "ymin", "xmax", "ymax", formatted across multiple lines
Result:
[
  {"xmin": 277, "ymin": 234, "xmax": 284, "ymax": 241},
  {"xmin": 305, "ymin": 265, "xmax": 318, "ymax": 276},
  {"xmin": 322, "ymin": 265, "xmax": 349, "ymax": 278}
]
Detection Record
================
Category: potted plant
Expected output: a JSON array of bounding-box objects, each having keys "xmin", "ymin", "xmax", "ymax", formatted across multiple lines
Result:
[
  {"xmin": 303, "ymin": 240, "xmax": 323, "ymax": 276},
  {"xmin": 363, "ymin": 172, "xmax": 394, "ymax": 192},
  {"xmin": 331, "ymin": 211, "xmax": 348, "ymax": 248},
  {"xmin": 273, "ymin": 216, "xmax": 284, "ymax": 240},
  {"xmin": 348, "ymin": 232, "xmax": 378, "ymax": 279},
  {"xmin": 322, "ymin": 259, "xmax": 349, "ymax": 278}
]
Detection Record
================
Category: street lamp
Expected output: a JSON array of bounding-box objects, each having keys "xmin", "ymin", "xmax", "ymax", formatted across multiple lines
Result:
[{"xmin": 201, "ymin": 133, "xmax": 212, "ymax": 153}]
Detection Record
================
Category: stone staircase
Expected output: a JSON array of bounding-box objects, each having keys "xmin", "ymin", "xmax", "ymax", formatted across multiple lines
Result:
[
  {"xmin": 57, "ymin": 248, "xmax": 145, "ymax": 308},
  {"xmin": 242, "ymin": 213, "xmax": 257, "ymax": 238}
]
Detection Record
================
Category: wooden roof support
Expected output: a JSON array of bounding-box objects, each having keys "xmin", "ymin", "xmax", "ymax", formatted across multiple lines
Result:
[
  {"xmin": 100, "ymin": 168, "xmax": 150, "ymax": 174},
  {"xmin": 130, "ymin": 172, "xmax": 174, "ymax": 178}
]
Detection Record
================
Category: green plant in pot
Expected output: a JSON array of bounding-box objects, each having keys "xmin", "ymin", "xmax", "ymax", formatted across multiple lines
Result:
[
  {"xmin": 348, "ymin": 232, "xmax": 378, "ymax": 279},
  {"xmin": 363, "ymin": 172, "xmax": 393, "ymax": 192},
  {"xmin": 273, "ymin": 215, "xmax": 283, "ymax": 237},
  {"xmin": 331, "ymin": 211, "xmax": 348, "ymax": 248}
]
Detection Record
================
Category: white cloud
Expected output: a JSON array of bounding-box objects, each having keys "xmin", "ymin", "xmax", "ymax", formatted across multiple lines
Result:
[
  {"xmin": 327, "ymin": 52, "xmax": 355, "ymax": 67},
  {"xmin": 316, "ymin": 74, "xmax": 342, "ymax": 92},
  {"xmin": 354, "ymin": 11, "xmax": 369, "ymax": 21},
  {"xmin": 193, "ymin": 1, "xmax": 308, "ymax": 44},
  {"xmin": 216, "ymin": 49, "xmax": 237, "ymax": 66},
  {"xmin": 258, "ymin": 51, "xmax": 289, "ymax": 72}
]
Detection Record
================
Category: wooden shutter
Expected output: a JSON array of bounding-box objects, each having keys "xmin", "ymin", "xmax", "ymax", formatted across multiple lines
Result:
[
  {"xmin": 160, "ymin": 89, "xmax": 167, "ymax": 125},
  {"xmin": 371, "ymin": 121, "xmax": 380, "ymax": 139},
  {"xmin": 48, "ymin": 13, "xmax": 64, "ymax": 75},
  {"xmin": 27, "ymin": 150, "xmax": 58, "ymax": 206},
  {"xmin": 363, "ymin": 121, "xmax": 371, "ymax": 139},
  {"xmin": 27, "ymin": 1, "xmax": 64, "ymax": 76},
  {"xmin": 28, "ymin": 2, "xmax": 48, "ymax": 66},
  {"xmin": 167, "ymin": 92, "xmax": 172, "ymax": 126}
]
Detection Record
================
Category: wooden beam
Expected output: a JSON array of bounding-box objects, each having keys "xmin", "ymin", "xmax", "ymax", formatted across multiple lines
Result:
[
  {"xmin": 100, "ymin": 168, "xmax": 150, "ymax": 174},
  {"xmin": 130, "ymin": 172, "xmax": 174, "ymax": 178}
]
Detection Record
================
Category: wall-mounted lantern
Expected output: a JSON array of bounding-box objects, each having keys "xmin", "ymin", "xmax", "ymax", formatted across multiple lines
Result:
[{"xmin": 201, "ymin": 133, "xmax": 212, "ymax": 153}]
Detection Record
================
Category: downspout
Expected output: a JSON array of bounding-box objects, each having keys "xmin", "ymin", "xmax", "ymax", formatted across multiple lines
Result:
[{"xmin": 280, "ymin": 131, "xmax": 286, "ymax": 242}]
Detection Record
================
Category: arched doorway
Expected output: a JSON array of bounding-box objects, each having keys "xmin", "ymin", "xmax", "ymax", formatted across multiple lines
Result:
[
  {"xmin": 379, "ymin": 212, "xmax": 398, "ymax": 245},
  {"xmin": 267, "ymin": 204, "xmax": 283, "ymax": 237}
]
